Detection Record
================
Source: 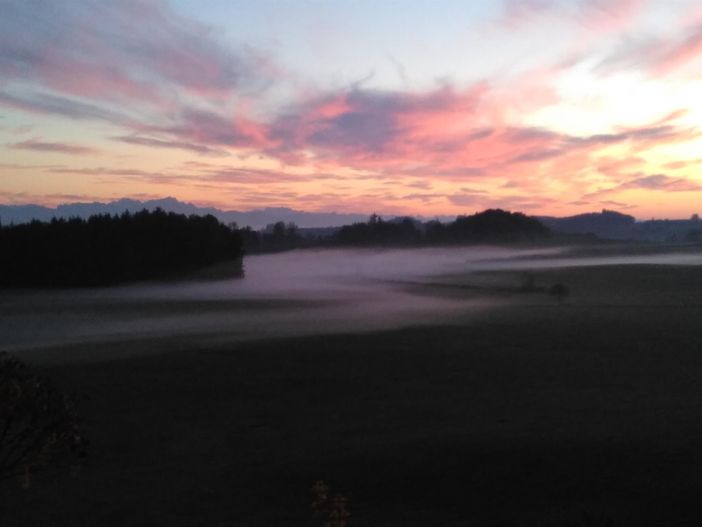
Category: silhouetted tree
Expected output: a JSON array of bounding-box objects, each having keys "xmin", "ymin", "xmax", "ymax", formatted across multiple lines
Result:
[
  {"xmin": 261, "ymin": 221, "xmax": 302, "ymax": 251},
  {"xmin": 425, "ymin": 219, "xmax": 448, "ymax": 243},
  {"xmin": 337, "ymin": 215, "xmax": 423, "ymax": 246},
  {"xmin": 238, "ymin": 225, "xmax": 262, "ymax": 253},
  {"xmin": 0, "ymin": 352, "xmax": 86, "ymax": 488},
  {"xmin": 447, "ymin": 209, "xmax": 550, "ymax": 243}
]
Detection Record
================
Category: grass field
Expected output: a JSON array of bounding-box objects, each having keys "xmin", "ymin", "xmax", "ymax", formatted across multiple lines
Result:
[{"xmin": 3, "ymin": 262, "xmax": 702, "ymax": 526}]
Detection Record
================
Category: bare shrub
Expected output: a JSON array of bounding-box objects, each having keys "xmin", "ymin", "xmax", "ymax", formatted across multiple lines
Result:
[
  {"xmin": 0, "ymin": 352, "xmax": 86, "ymax": 488},
  {"xmin": 311, "ymin": 480, "xmax": 351, "ymax": 527}
]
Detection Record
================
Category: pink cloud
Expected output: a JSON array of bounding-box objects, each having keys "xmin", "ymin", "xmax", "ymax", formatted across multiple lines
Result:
[
  {"xmin": 261, "ymin": 82, "xmax": 554, "ymax": 171},
  {"xmin": 0, "ymin": 0, "xmax": 275, "ymax": 111},
  {"xmin": 583, "ymin": 173, "xmax": 702, "ymax": 200},
  {"xmin": 499, "ymin": 0, "xmax": 559, "ymax": 28},
  {"xmin": 578, "ymin": 0, "xmax": 646, "ymax": 32},
  {"xmin": 650, "ymin": 24, "xmax": 702, "ymax": 76},
  {"xmin": 500, "ymin": 0, "xmax": 645, "ymax": 33},
  {"xmin": 598, "ymin": 17, "xmax": 702, "ymax": 78},
  {"xmin": 133, "ymin": 107, "xmax": 275, "ymax": 154}
]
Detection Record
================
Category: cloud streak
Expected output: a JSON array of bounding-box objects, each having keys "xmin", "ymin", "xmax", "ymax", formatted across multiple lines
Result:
[
  {"xmin": 113, "ymin": 135, "xmax": 228, "ymax": 156},
  {"xmin": 8, "ymin": 138, "xmax": 99, "ymax": 155},
  {"xmin": 584, "ymin": 173, "xmax": 702, "ymax": 200},
  {"xmin": 0, "ymin": 91, "xmax": 130, "ymax": 123}
]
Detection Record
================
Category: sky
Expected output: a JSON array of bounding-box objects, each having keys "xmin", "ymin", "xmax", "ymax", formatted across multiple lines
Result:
[{"xmin": 1, "ymin": 0, "xmax": 702, "ymax": 219}]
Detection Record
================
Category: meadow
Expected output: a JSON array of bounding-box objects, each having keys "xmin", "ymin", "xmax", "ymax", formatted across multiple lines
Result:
[{"xmin": 3, "ymin": 246, "xmax": 702, "ymax": 526}]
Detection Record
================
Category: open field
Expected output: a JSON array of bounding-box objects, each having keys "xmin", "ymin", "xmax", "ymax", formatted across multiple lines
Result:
[{"xmin": 3, "ymin": 256, "xmax": 702, "ymax": 525}]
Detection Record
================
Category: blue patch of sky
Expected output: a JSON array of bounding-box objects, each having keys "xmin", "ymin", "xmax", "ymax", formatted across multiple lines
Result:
[{"xmin": 171, "ymin": 0, "xmax": 504, "ymax": 91}]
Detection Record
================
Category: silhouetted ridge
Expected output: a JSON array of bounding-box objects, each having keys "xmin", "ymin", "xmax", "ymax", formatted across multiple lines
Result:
[
  {"xmin": 538, "ymin": 209, "xmax": 636, "ymax": 239},
  {"xmin": 0, "ymin": 209, "xmax": 243, "ymax": 287},
  {"xmin": 336, "ymin": 209, "xmax": 550, "ymax": 246},
  {"xmin": 0, "ymin": 197, "xmax": 371, "ymax": 230}
]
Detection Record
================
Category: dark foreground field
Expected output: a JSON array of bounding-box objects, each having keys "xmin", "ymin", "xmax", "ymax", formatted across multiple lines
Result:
[{"xmin": 4, "ymin": 264, "xmax": 702, "ymax": 526}]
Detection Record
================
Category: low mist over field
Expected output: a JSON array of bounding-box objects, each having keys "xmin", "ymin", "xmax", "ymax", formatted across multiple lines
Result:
[
  {"xmin": 0, "ymin": 246, "xmax": 543, "ymax": 353},
  {"xmin": 4, "ymin": 245, "xmax": 702, "ymax": 358}
]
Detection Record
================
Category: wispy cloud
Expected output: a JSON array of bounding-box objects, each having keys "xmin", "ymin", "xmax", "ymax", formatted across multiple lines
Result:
[
  {"xmin": 584, "ymin": 173, "xmax": 702, "ymax": 199},
  {"xmin": 0, "ymin": 0, "xmax": 280, "ymax": 160},
  {"xmin": 0, "ymin": 0, "xmax": 268, "ymax": 104},
  {"xmin": 577, "ymin": 0, "xmax": 646, "ymax": 32},
  {"xmin": 500, "ymin": 0, "xmax": 646, "ymax": 32},
  {"xmin": 8, "ymin": 138, "xmax": 99, "ymax": 155},
  {"xmin": 620, "ymin": 174, "xmax": 701, "ymax": 191},
  {"xmin": 0, "ymin": 91, "xmax": 130, "ymax": 123},
  {"xmin": 113, "ymin": 135, "xmax": 228, "ymax": 156},
  {"xmin": 649, "ymin": 23, "xmax": 702, "ymax": 75},
  {"xmin": 597, "ymin": 12, "xmax": 702, "ymax": 77}
]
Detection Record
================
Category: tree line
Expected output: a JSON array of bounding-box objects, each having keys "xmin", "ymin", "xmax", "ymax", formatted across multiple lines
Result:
[
  {"xmin": 242, "ymin": 209, "xmax": 550, "ymax": 252},
  {"xmin": 336, "ymin": 209, "xmax": 550, "ymax": 246},
  {"xmin": 0, "ymin": 209, "xmax": 243, "ymax": 287},
  {"xmin": 0, "ymin": 208, "xmax": 549, "ymax": 287}
]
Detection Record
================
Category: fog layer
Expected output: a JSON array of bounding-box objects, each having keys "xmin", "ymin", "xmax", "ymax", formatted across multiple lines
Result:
[{"xmin": 3, "ymin": 245, "xmax": 702, "ymax": 357}]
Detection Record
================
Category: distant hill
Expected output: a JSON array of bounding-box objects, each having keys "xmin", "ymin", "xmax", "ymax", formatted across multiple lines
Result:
[
  {"xmin": 0, "ymin": 198, "xmax": 370, "ymax": 230},
  {"xmin": 540, "ymin": 209, "xmax": 702, "ymax": 242},
  {"xmin": 538, "ymin": 210, "xmax": 637, "ymax": 239}
]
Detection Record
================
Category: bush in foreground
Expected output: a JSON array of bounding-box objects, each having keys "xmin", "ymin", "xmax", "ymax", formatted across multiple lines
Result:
[{"xmin": 0, "ymin": 352, "xmax": 86, "ymax": 488}]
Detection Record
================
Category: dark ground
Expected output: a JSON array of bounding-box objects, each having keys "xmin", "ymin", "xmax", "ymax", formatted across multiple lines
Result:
[{"xmin": 3, "ymin": 264, "xmax": 702, "ymax": 526}]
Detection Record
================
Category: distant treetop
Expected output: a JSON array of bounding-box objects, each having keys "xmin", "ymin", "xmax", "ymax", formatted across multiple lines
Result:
[{"xmin": 337, "ymin": 208, "xmax": 550, "ymax": 246}]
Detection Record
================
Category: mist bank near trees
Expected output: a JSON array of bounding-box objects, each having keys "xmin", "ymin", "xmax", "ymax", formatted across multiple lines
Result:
[
  {"xmin": 0, "ymin": 209, "xmax": 243, "ymax": 287},
  {"xmin": 0, "ymin": 208, "xmax": 549, "ymax": 287},
  {"xmin": 8, "ymin": 205, "xmax": 699, "ymax": 289},
  {"xmin": 14, "ymin": 206, "xmax": 702, "ymax": 289}
]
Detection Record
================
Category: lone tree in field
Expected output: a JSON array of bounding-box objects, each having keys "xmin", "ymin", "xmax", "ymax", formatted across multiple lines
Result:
[{"xmin": 0, "ymin": 352, "xmax": 86, "ymax": 488}]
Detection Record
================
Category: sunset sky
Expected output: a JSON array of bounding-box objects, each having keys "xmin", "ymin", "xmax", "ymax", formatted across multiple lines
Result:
[{"xmin": 2, "ymin": 0, "xmax": 702, "ymax": 218}]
